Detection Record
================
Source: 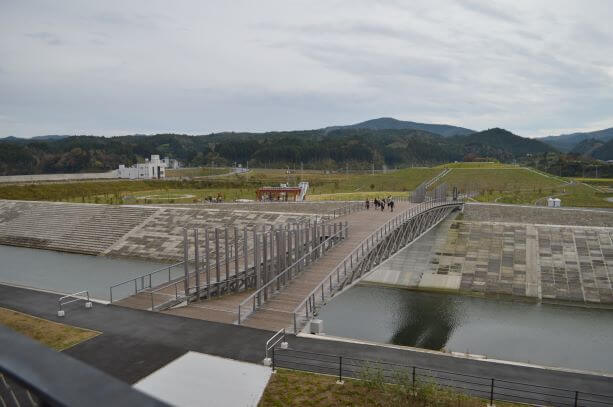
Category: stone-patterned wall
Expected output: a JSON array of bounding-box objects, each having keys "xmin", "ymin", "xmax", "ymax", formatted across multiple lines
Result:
[
  {"xmin": 436, "ymin": 221, "xmax": 613, "ymax": 304},
  {"xmin": 0, "ymin": 200, "xmax": 157, "ymax": 255},
  {"xmin": 463, "ymin": 203, "xmax": 613, "ymax": 227},
  {"xmin": 103, "ymin": 207, "xmax": 319, "ymax": 262}
]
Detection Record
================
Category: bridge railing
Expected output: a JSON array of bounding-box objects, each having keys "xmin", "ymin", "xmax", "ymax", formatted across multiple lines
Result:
[
  {"xmin": 237, "ymin": 222, "xmax": 349, "ymax": 324},
  {"xmin": 292, "ymin": 198, "xmax": 462, "ymax": 333},
  {"xmin": 109, "ymin": 261, "xmax": 187, "ymax": 303},
  {"xmin": 147, "ymin": 242, "xmax": 253, "ymax": 311},
  {"xmin": 328, "ymin": 195, "xmax": 410, "ymax": 219}
]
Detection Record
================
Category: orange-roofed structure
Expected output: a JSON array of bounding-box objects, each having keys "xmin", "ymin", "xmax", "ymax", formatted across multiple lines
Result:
[{"xmin": 256, "ymin": 182, "xmax": 309, "ymax": 202}]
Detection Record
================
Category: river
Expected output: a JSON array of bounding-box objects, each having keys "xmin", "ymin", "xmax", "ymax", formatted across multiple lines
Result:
[
  {"xmin": 0, "ymin": 245, "xmax": 167, "ymax": 301},
  {"xmin": 318, "ymin": 285, "xmax": 613, "ymax": 374}
]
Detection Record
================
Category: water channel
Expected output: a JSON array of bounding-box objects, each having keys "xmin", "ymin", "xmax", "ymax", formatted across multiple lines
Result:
[
  {"xmin": 318, "ymin": 285, "xmax": 613, "ymax": 374},
  {"xmin": 0, "ymin": 245, "xmax": 166, "ymax": 301},
  {"xmin": 2, "ymin": 244, "xmax": 613, "ymax": 374}
]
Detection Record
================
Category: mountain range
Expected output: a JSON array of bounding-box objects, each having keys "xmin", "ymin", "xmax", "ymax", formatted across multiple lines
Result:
[
  {"xmin": 540, "ymin": 128, "xmax": 613, "ymax": 153},
  {"xmin": 325, "ymin": 117, "xmax": 475, "ymax": 137},
  {"xmin": 0, "ymin": 118, "xmax": 611, "ymax": 176}
]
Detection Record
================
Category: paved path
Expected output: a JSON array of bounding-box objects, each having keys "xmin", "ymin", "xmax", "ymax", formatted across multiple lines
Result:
[
  {"xmin": 240, "ymin": 201, "xmax": 413, "ymax": 331},
  {"xmin": 161, "ymin": 202, "xmax": 413, "ymax": 330},
  {"xmin": 1, "ymin": 284, "xmax": 612, "ymax": 398}
]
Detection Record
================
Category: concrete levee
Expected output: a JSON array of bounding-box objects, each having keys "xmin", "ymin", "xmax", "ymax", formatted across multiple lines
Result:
[
  {"xmin": 463, "ymin": 203, "xmax": 613, "ymax": 227},
  {"xmin": 0, "ymin": 200, "xmax": 324, "ymax": 261},
  {"xmin": 364, "ymin": 204, "xmax": 613, "ymax": 306}
]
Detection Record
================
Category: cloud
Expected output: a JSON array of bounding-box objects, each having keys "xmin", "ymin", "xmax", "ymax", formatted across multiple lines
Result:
[
  {"xmin": 457, "ymin": 0, "xmax": 519, "ymax": 23},
  {"xmin": 0, "ymin": 0, "xmax": 612, "ymax": 138},
  {"xmin": 25, "ymin": 32, "xmax": 63, "ymax": 46}
]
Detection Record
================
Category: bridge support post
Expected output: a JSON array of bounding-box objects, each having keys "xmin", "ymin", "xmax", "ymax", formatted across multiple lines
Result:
[
  {"xmin": 225, "ymin": 228, "xmax": 230, "ymax": 293},
  {"xmin": 263, "ymin": 231, "xmax": 268, "ymax": 300},
  {"xmin": 243, "ymin": 227, "xmax": 248, "ymax": 288},
  {"xmin": 254, "ymin": 229, "xmax": 261, "ymax": 304},
  {"xmin": 205, "ymin": 228, "xmax": 211, "ymax": 299},
  {"xmin": 194, "ymin": 229, "xmax": 200, "ymax": 300},
  {"xmin": 215, "ymin": 228, "xmax": 221, "ymax": 285},
  {"xmin": 183, "ymin": 228, "xmax": 190, "ymax": 301},
  {"xmin": 234, "ymin": 227, "xmax": 239, "ymax": 292}
]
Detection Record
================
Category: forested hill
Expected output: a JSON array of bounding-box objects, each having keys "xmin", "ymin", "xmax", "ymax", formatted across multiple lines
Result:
[
  {"xmin": 0, "ymin": 127, "xmax": 555, "ymax": 176},
  {"xmin": 326, "ymin": 117, "xmax": 475, "ymax": 137},
  {"xmin": 541, "ymin": 127, "xmax": 613, "ymax": 152},
  {"xmin": 592, "ymin": 138, "xmax": 613, "ymax": 161},
  {"xmin": 451, "ymin": 128, "xmax": 555, "ymax": 161}
]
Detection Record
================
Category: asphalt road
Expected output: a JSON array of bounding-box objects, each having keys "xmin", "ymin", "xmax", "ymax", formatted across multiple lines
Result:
[{"xmin": 1, "ymin": 284, "xmax": 612, "ymax": 405}]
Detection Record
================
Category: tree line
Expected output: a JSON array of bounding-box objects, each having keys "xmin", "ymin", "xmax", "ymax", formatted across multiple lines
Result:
[{"xmin": 0, "ymin": 127, "xmax": 558, "ymax": 176}]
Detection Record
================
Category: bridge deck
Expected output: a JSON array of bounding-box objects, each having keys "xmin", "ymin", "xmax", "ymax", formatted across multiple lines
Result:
[{"xmin": 162, "ymin": 202, "xmax": 413, "ymax": 329}]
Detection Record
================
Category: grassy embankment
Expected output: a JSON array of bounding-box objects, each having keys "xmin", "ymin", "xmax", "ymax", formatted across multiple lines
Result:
[
  {"xmin": 0, "ymin": 167, "xmax": 439, "ymax": 204},
  {"xmin": 1, "ymin": 165, "xmax": 610, "ymax": 207},
  {"xmin": 434, "ymin": 168, "xmax": 613, "ymax": 208},
  {"xmin": 260, "ymin": 368, "xmax": 522, "ymax": 407},
  {"xmin": 434, "ymin": 162, "xmax": 518, "ymax": 169},
  {"xmin": 166, "ymin": 167, "xmax": 231, "ymax": 177},
  {"xmin": 0, "ymin": 307, "xmax": 98, "ymax": 351}
]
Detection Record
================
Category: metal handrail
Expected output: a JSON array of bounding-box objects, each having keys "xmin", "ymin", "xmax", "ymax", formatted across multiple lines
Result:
[
  {"xmin": 329, "ymin": 195, "xmax": 410, "ymax": 218},
  {"xmin": 292, "ymin": 198, "xmax": 463, "ymax": 332},
  {"xmin": 58, "ymin": 290, "xmax": 92, "ymax": 316},
  {"xmin": 146, "ymin": 237, "xmax": 256, "ymax": 310},
  {"xmin": 109, "ymin": 261, "xmax": 186, "ymax": 303},
  {"xmin": 237, "ymin": 223, "xmax": 349, "ymax": 324},
  {"xmin": 265, "ymin": 328, "xmax": 287, "ymax": 361}
]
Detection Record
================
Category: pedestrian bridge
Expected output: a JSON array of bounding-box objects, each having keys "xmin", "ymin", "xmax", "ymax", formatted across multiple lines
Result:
[{"xmin": 111, "ymin": 198, "xmax": 463, "ymax": 333}]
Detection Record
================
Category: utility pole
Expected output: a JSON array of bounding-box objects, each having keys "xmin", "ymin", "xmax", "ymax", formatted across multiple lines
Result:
[{"xmin": 372, "ymin": 162, "xmax": 374, "ymax": 175}]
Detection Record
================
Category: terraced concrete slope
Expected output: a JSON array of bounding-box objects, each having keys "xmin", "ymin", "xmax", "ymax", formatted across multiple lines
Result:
[
  {"xmin": 104, "ymin": 206, "xmax": 318, "ymax": 262},
  {"xmin": 0, "ymin": 200, "xmax": 323, "ymax": 261},
  {"xmin": 0, "ymin": 200, "xmax": 156, "ymax": 255},
  {"xmin": 365, "ymin": 203, "xmax": 613, "ymax": 305}
]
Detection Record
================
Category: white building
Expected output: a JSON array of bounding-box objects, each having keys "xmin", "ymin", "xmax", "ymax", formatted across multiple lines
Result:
[
  {"xmin": 118, "ymin": 155, "xmax": 166, "ymax": 179},
  {"xmin": 162, "ymin": 157, "xmax": 180, "ymax": 169}
]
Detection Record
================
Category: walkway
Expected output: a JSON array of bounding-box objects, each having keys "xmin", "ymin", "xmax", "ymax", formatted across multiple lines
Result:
[
  {"xmin": 1, "ymin": 284, "xmax": 612, "ymax": 397},
  {"xmin": 161, "ymin": 202, "xmax": 413, "ymax": 330}
]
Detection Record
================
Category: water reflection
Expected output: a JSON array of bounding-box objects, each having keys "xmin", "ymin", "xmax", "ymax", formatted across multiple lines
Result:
[
  {"xmin": 390, "ymin": 292, "xmax": 464, "ymax": 350},
  {"xmin": 318, "ymin": 285, "xmax": 613, "ymax": 373}
]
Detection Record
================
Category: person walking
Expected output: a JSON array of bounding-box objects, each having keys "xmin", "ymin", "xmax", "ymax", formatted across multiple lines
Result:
[
  {"xmin": 389, "ymin": 199, "xmax": 394, "ymax": 212},
  {"xmin": 365, "ymin": 199, "xmax": 370, "ymax": 210},
  {"xmin": 374, "ymin": 198, "xmax": 379, "ymax": 209},
  {"xmin": 381, "ymin": 197, "xmax": 385, "ymax": 211}
]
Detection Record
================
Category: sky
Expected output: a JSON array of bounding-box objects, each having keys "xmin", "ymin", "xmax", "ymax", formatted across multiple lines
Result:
[{"xmin": 1, "ymin": 0, "xmax": 612, "ymax": 139}]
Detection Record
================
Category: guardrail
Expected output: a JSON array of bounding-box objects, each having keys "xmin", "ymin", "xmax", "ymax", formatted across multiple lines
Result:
[
  {"xmin": 237, "ymin": 222, "xmax": 349, "ymax": 324},
  {"xmin": 292, "ymin": 199, "xmax": 462, "ymax": 333},
  {"xmin": 271, "ymin": 348, "xmax": 613, "ymax": 407},
  {"xmin": 263, "ymin": 328, "xmax": 288, "ymax": 366},
  {"xmin": 109, "ymin": 261, "xmax": 187, "ymax": 303},
  {"xmin": 57, "ymin": 290, "xmax": 92, "ymax": 317}
]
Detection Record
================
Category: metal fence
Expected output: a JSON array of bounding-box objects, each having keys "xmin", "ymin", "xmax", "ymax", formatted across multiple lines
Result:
[
  {"xmin": 292, "ymin": 198, "xmax": 463, "ymax": 333},
  {"xmin": 272, "ymin": 348, "xmax": 613, "ymax": 407}
]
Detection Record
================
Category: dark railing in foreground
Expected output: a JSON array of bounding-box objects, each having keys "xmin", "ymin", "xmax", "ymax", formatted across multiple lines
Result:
[
  {"xmin": 0, "ymin": 325, "xmax": 167, "ymax": 407},
  {"xmin": 271, "ymin": 348, "xmax": 613, "ymax": 407}
]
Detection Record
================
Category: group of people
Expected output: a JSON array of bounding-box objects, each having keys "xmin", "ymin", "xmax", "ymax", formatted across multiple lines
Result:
[{"xmin": 365, "ymin": 196, "xmax": 394, "ymax": 212}]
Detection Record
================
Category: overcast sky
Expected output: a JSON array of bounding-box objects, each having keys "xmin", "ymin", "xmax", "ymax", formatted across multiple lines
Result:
[{"xmin": 1, "ymin": 1, "xmax": 612, "ymax": 138}]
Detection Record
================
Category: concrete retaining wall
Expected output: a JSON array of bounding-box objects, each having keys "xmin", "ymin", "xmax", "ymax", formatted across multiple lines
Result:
[{"xmin": 464, "ymin": 203, "xmax": 613, "ymax": 227}]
